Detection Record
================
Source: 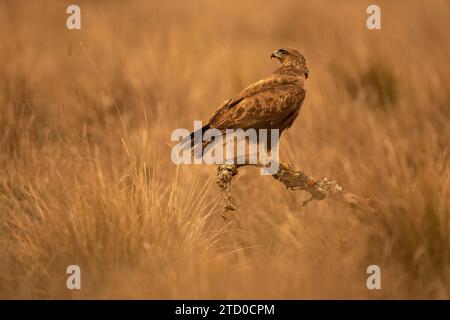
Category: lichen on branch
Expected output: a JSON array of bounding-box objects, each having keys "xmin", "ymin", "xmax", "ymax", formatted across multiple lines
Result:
[{"xmin": 216, "ymin": 163, "xmax": 378, "ymax": 215}]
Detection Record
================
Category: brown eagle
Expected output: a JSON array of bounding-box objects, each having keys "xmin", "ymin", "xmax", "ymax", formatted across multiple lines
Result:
[{"xmin": 183, "ymin": 48, "xmax": 308, "ymax": 158}]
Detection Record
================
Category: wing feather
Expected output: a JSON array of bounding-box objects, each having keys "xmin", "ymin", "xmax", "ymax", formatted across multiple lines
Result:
[{"xmin": 209, "ymin": 75, "xmax": 305, "ymax": 130}]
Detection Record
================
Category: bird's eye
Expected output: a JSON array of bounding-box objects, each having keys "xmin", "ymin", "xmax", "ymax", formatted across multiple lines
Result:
[{"xmin": 279, "ymin": 49, "xmax": 287, "ymax": 55}]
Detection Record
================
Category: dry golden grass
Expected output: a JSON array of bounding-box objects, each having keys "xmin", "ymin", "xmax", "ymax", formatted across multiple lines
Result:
[{"xmin": 0, "ymin": 0, "xmax": 449, "ymax": 299}]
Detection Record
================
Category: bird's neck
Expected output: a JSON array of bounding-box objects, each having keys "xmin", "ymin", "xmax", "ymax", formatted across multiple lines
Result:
[{"xmin": 273, "ymin": 59, "xmax": 304, "ymax": 76}]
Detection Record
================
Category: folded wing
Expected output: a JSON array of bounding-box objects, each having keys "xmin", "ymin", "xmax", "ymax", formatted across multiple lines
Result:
[{"xmin": 209, "ymin": 75, "xmax": 305, "ymax": 131}]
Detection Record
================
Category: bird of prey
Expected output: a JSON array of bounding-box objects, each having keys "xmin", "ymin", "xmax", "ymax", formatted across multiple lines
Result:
[{"xmin": 184, "ymin": 47, "xmax": 309, "ymax": 160}]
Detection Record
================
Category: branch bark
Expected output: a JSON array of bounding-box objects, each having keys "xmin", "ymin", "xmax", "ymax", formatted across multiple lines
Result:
[{"xmin": 216, "ymin": 163, "xmax": 379, "ymax": 215}]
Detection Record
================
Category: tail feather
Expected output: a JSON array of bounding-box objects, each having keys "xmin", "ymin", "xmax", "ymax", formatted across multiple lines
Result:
[{"xmin": 181, "ymin": 124, "xmax": 211, "ymax": 155}]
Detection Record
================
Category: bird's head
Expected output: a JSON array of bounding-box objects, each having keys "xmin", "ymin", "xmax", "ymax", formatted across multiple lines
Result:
[{"xmin": 271, "ymin": 48, "xmax": 309, "ymax": 79}]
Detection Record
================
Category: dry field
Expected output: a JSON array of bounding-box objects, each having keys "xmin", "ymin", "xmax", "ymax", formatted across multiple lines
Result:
[{"xmin": 0, "ymin": 0, "xmax": 449, "ymax": 299}]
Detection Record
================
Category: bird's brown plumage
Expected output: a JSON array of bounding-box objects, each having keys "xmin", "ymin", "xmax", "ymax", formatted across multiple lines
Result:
[
  {"xmin": 185, "ymin": 48, "xmax": 308, "ymax": 154},
  {"xmin": 209, "ymin": 48, "xmax": 308, "ymax": 132}
]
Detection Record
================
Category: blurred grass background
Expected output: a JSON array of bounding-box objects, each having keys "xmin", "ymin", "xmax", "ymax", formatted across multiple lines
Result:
[{"xmin": 0, "ymin": 0, "xmax": 449, "ymax": 299}]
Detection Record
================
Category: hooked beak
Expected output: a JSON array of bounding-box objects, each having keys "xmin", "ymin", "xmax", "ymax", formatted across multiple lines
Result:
[{"xmin": 270, "ymin": 50, "xmax": 282, "ymax": 60}]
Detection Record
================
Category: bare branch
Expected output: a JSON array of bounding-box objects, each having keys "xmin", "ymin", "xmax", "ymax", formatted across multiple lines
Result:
[{"xmin": 216, "ymin": 163, "xmax": 379, "ymax": 215}]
